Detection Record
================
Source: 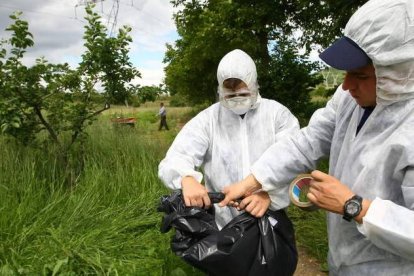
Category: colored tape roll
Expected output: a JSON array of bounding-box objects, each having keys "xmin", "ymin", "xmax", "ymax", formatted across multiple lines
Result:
[{"xmin": 289, "ymin": 174, "xmax": 318, "ymax": 211}]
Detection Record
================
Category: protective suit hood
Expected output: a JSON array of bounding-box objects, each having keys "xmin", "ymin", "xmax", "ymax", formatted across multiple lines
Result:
[
  {"xmin": 217, "ymin": 49, "xmax": 259, "ymax": 95},
  {"xmin": 344, "ymin": 0, "xmax": 414, "ymax": 105}
]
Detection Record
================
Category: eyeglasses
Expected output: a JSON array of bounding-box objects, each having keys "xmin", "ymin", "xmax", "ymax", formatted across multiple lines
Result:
[{"xmin": 220, "ymin": 88, "xmax": 252, "ymax": 99}]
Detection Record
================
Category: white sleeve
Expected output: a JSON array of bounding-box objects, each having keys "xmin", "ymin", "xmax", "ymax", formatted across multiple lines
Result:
[
  {"xmin": 251, "ymin": 87, "xmax": 341, "ymax": 192},
  {"xmin": 357, "ymin": 168, "xmax": 414, "ymax": 261},
  {"xmin": 274, "ymin": 106, "xmax": 300, "ymax": 142},
  {"xmin": 158, "ymin": 111, "xmax": 210, "ymax": 190},
  {"xmin": 266, "ymin": 106, "xmax": 300, "ymax": 209}
]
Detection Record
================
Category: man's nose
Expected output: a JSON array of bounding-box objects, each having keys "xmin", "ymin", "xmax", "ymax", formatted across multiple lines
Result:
[{"xmin": 342, "ymin": 73, "xmax": 355, "ymax": 91}]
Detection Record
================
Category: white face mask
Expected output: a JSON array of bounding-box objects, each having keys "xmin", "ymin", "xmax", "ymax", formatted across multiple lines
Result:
[
  {"xmin": 225, "ymin": 96, "xmax": 254, "ymax": 115},
  {"xmin": 219, "ymin": 88, "xmax": 257, "ymax": 115}
]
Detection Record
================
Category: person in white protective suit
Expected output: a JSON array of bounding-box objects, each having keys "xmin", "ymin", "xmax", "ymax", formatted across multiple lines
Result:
[
  {"xmin": 220, "ymin": 0, "xmax": 414, "ymax": 274},
  {"xmin": 158, "ymin": 49, "xmax": 299, "ymax": 229}
]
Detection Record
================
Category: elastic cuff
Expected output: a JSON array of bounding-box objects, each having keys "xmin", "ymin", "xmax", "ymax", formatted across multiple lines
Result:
[
  {"xmin": 356, "ymin": 197, "xmax": 381, "ymax": 236},
  {"xmin": 251, "ymin": 166, "xmax": 273, "ymax": 192}
]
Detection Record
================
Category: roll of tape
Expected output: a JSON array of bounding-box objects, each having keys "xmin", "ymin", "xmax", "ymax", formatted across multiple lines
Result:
[{"xmin": 289, "ymin": 174, "xmax": 318, "ymax": 211}]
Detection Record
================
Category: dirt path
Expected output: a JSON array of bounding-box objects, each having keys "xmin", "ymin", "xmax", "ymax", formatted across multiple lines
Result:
[{"xmin": 294, "ymin": 246, "xmax": 328, "ymax": 276}]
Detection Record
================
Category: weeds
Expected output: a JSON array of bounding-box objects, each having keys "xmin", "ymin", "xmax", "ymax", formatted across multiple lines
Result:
[{"xmin": 0, "ymin": 105, "xmax": 328, "ymax": 275}]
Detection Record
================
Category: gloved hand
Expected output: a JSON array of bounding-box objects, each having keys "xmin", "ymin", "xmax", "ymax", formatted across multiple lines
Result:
[{"xmin": 181, "ymin": 176, "xmax": 211, "ymax": 209}]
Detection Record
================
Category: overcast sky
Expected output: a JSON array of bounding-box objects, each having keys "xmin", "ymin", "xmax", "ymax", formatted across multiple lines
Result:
[{"xmin": 0, "ymin": 0, "xmax": 178, "ymax": 86}]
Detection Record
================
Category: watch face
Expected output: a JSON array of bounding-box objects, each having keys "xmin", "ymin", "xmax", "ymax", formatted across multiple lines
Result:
[
  {"xmin": 346, "ymin": 200, "xmax": 360, "ymax": 215},
  {"xmin": 343, "ymin": 195, "xmax": 363, "ymax": 221}
]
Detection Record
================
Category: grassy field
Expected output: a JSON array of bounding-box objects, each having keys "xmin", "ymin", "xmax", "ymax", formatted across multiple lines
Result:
[{"xmin": 0, "ymin": 102, "xmax": 327, "ymax": 275}]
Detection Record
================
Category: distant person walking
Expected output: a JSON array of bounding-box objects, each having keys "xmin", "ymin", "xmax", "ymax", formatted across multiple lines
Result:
[{"xmin": 158, "ymin": 102, "xmax": 169, "ymax": 131}]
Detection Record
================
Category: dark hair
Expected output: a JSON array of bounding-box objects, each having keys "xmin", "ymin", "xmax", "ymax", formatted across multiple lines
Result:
[{"xmin": 223, "ymin": 78, "xmax": 244, "ymax": 90}]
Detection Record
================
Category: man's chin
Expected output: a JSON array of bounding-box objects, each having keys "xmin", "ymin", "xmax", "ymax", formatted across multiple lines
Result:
[{"xmin": 360, "ymin": 104, "xmax": 376, "ymax": 108}]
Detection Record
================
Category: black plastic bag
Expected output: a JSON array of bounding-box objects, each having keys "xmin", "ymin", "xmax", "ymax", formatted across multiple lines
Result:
[
  {"xmin": 158, "ymin": 190, "xmax": 219, "ymax": 253},
  {"xmin": 158, "ymin": 190, "xmax": 298, "ymax": 276}
]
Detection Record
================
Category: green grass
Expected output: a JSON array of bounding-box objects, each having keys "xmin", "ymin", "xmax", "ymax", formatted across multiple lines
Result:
[
  {"xmin": 0, "ymin": 104, "xmax": 328, "ymax": 275},
  {"xmin": 288, "ymin": 207, "xmax": 329, "ymax": 271},
  {"xmin": 288, "ymin": 158, "xmax": 330, "ymax": 271},
  {"xmin": 0, "ymin": 108, "xmax": 202, "ymax": 275}
]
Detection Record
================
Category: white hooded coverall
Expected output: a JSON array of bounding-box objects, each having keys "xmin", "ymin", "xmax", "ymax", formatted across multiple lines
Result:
[
  {"xmin": 158, "ymin": 49, "xmax": 299, "ymax": 229},
  {"xmin": 251, "ymin": 0, "xmax": 414, "ymax": 274}
]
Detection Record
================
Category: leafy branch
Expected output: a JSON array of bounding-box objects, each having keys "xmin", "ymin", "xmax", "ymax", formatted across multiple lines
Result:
[{"xmin": 0, "ymin": 7, "xmax": 141, "ymax": 186}]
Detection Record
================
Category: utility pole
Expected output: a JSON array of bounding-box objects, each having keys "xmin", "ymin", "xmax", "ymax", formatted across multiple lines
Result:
[{"xmin": 74, "ymin": 0, "xmax": 120, "ymax": 37}]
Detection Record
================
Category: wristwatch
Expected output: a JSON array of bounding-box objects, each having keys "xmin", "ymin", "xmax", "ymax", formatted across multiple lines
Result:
[{"xmin": 343, "ymin": 195, "xmax": 363, "ymax": 221}]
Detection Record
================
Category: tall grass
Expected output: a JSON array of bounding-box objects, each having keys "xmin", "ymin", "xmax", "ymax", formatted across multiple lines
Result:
[
  {"xmin": 0, "ymin": 104, "xmax": 328, "ymax": 275},
  {"xmin": 288, "ymin": 158, "xmax": 330, "ymax": 271},
  {"xmin": 0, "ymin": 109, "xmax": 201, "ymax": 275},
  {"xmin": 288, "ymin": 207, "xmax": 328, "ymax": 271}
]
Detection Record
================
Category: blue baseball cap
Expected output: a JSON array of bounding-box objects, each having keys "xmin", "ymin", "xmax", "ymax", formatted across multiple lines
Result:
[{"xmin": 319, "ymin": 36, "xmax": 371, "ymax": 70}]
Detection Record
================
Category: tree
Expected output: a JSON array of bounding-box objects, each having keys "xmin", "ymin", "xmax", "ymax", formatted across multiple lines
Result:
[
  {"xmin": 164, "ymin": 0, "xmax": 364, "ymax": 119},
  {"xmin": 80, "ymin": 6, "xmax": 141, "ymax": 105},
  {"xmin": 136, "ymin": 85, "xmax": 163, "ymax": 103},
  {"xmin": 0, "ymin": 7, "xmax": 140, "ymax": 185},
  {"xmin": 266, "ymin": 39, "xmax": 323, "ymax": 125},
  {"xmin": 287, "ymin": 0, "xmax": 367, "ymax": 49}
]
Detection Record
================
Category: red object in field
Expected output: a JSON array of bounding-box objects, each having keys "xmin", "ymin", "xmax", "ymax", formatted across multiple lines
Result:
[{"xmin": 110, "ymin": 117, "xmax": 136, "ymax": 127}]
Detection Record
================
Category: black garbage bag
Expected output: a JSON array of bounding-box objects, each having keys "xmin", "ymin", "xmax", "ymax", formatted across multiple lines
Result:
[
  {"xmin": 158, "ymin": 190, "xmax": 298, "ymax": 276},
  {"xmin": 158, "ymin": 190, "xmax": 220, "ymax": 253}
]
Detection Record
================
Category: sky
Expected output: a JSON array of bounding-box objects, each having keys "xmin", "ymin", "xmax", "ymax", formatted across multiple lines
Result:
[{"xmin": 0, "ymin": 0, "xmax": 178, "ymax": 86}]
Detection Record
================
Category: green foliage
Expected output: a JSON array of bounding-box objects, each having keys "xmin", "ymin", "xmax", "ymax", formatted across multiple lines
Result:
[
  {"xmin": 312, "ymin": 85, "xmax": 331, "ymax": 98},
  {"xmin": 288, "ymin": 207, "xmax": 329, "ymax": 269},
  {"xmin": 129, "ymin": 95, "xmax": 142, "ymax": 107},
  {"xmin": 0, "ymin": 8, "xmax": 141, "ymax": 185},
  {"xmin": 137, "ymin": 110, "xmax": 159, "ymax": 124},
  {"xmin": 310, "ymin": 85, "xmax": 336, "ymax": 102},
  {"xmin": 265, "ymin": 40, "xmax": 323, "ymax": 124},
  {"xmin": 286, "ymin": 0, "xmax": 366, "ymax": 49},
  {"xmin": 0, "ymin": 120, "xmax": 202, "ymax": 275},
  {"xmin": 124, "ymin": 85, "xmax": 166, "ymax": 108},
  {"xmin": 287, "ymin": 160, "xmax": 330, "ymax": 270},
  {"xmin": 164, "ymin": 0, "xmax": 365, "ymax": 122},
  {"xmin": 80, "ymin": 6, "xmax": 141, "ymax": 105},
  {"xmin": 136, "ymin": 85, "xmax": 163, "ymax": 104},
  {"xmin": 169, "ymin": 93, "xmax": 189, "ymax": 107},
  {"xmin": 165, "ymin": 0, "xmax": 283, "ymax": 104},
  {"xmin": 0, "ymin": 106, "xmax": 329, "ymax": 274},
  {"xmin": 0, "ymin": 8, "xmax": 140, "ymax": 146},
  {"xmin": 318, "ymin": 68, "xmax": 344, "ymax": 90},
  {"xmin": 164, "ymin": 0, "xmax": 323, "ymax": 122}
]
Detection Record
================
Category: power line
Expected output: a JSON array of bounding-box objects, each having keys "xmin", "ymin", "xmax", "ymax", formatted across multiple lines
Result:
[
  {"xmin": 107, "ymin": 0, "xmax": 120, "ymax": 36},
  {"xmin": 0, "ymin": 4, "xmax": 86, "ymax": 24},
  {"xmin": 74, "ymin": 0, "xmax": 120, "ymax": 37},
  {"xmin": 1, "ymin": 1, "xmax": 174, "ymax": 38},
  {"xmin": 119, "ymin": 0, "xmax": 172, "ymax": 28}
]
